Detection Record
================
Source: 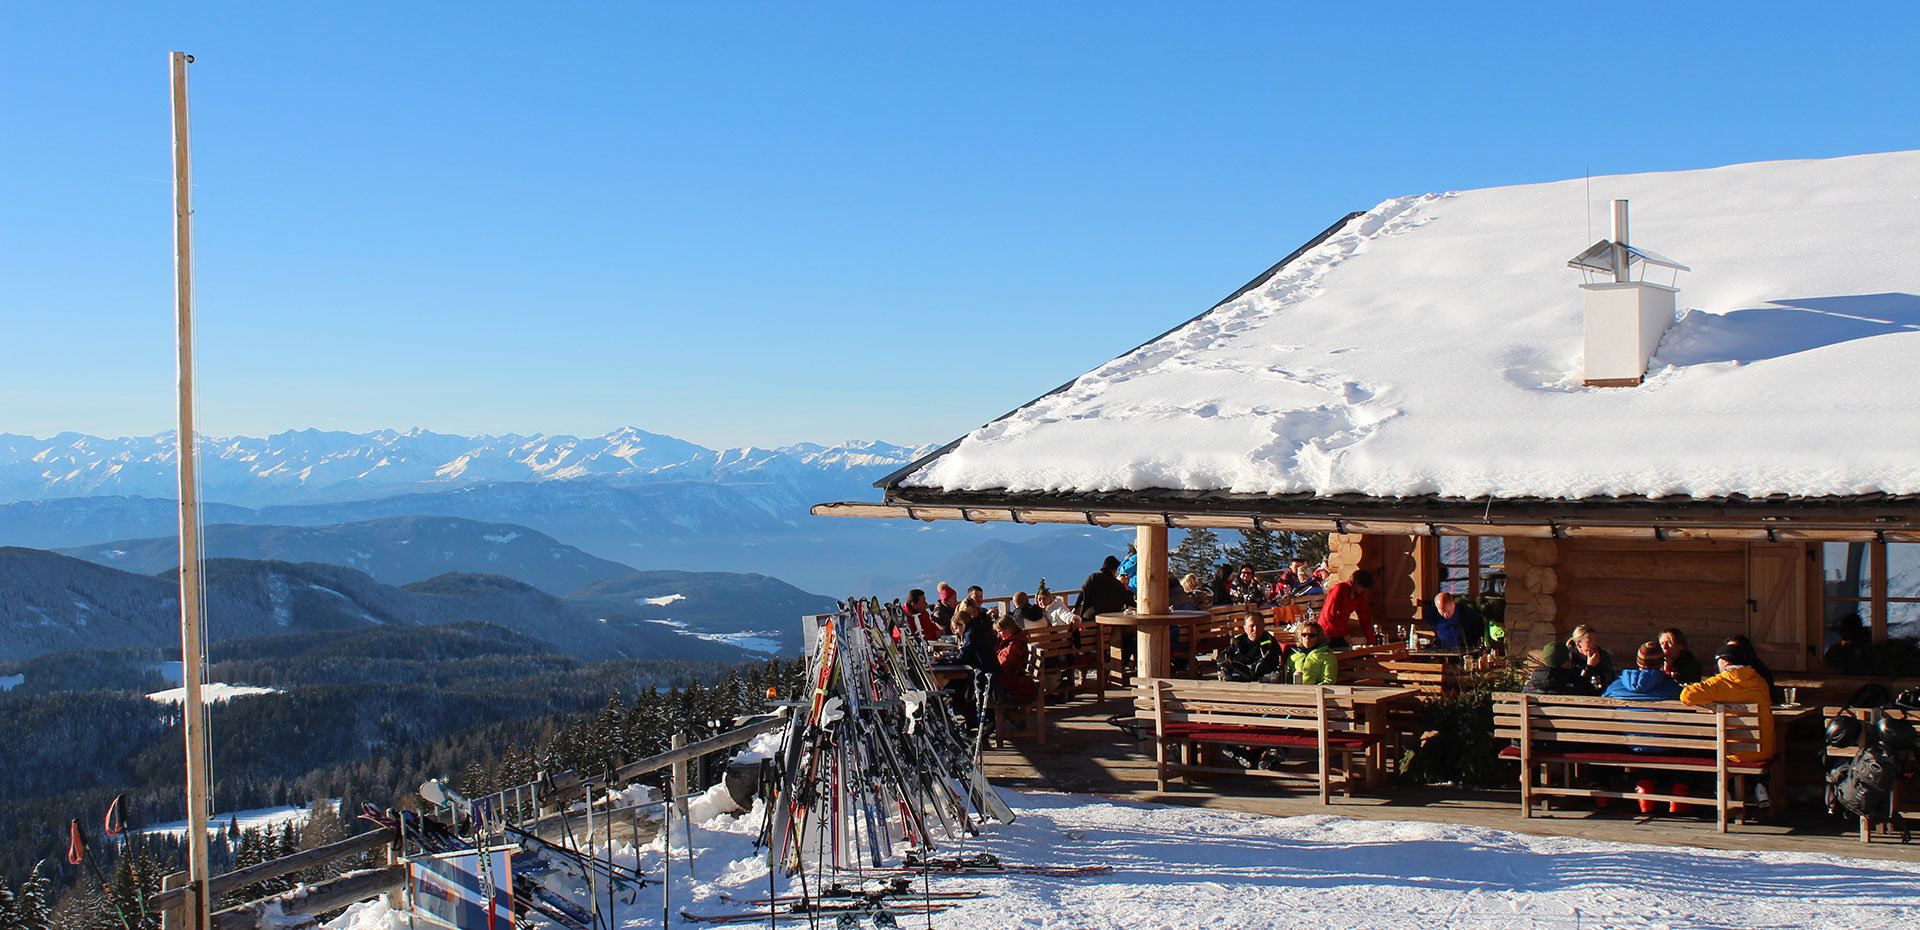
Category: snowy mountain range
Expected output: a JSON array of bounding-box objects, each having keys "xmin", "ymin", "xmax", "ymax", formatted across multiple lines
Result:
[
  {"xmin": 0, "ymin": 427, "xmax": 1124, "ymax": 595},
  {"xmin": 0, "ymin": 428, "xmax": 931, "ymax": 506}
]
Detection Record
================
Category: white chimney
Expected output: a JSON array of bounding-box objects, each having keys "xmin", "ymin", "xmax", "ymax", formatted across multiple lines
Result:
[{"xmin": 1566, "ymin": 199, "xmax": 1688, "ymax": 387}]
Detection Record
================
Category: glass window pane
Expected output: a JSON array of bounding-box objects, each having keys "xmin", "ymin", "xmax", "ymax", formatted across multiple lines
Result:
[
  {"xmin": 1888, "ymin": 543, "xmax": 1920, "ymax": 600},
  {"xmin": 1480, "ymin": 537, "xmax": 1505, "ymax": 568},
  {"xmin": 1822, "ymin": 542, "xmax": 1872, "ymax": 599},
  {"xmin": 1440, "ymin": 536, "xmax": 1469, "ymax": 565},
  {"xmin": 1890, "ymin": 600, "xmax": 1920, "ymax": 642},
  {"xmin": 1824, "ymin": 598, "xmax": 1870, "ymax": 648}
]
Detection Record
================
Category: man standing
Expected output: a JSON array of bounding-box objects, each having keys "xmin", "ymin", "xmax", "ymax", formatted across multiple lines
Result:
[{"xmin": 1317, "ymin": 569, "xmax": 1374, "ymax": 649}]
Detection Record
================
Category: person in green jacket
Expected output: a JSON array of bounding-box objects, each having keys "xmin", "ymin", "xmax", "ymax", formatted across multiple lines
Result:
[{"xmin": 1290, "ymin": 621, "xmax": 1338, "ymax": 685}]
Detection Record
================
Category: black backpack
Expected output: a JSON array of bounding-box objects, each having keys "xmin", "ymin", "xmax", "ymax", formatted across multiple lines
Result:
[{"xmin": 1827, "ymin": 744, "xmax": 1898, "ymax": 818}]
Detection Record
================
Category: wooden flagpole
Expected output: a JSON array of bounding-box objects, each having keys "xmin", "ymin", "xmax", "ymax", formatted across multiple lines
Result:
[{"xmin": 170, "ymin": 49, "xmax": 212, "ymax": 930}]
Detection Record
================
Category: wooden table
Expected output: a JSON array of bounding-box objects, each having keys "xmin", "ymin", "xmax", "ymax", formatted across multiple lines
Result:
[
  {"xmin": 1351, "ymin": 685, "xmax": 1421, "ymax": 789},
  {"xmin": 1096, "ymin": 610, "xmax": 1210, "ymax": 680}
]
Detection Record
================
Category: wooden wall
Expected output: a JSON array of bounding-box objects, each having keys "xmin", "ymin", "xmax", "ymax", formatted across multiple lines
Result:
[
  {"xmin": 1506, "ymin": 536, "xmax": 1754, "ymax": 661},
  {"xmin": 1327, "ymin": 533, "xmax": 1427, "ymax": 626}
]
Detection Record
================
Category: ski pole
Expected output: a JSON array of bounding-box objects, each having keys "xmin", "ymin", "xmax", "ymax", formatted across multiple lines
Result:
[{"xmin": 68, "ymin": 819, "xmax": 133, "ymax": 930}]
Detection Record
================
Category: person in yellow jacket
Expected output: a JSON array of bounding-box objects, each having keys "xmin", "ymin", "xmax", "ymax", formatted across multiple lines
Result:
[
  {"xmin": 1289, "ymin": 622, "xmax": 1338, "ymax": 685},
  {"xmin": 1679, "ymin": 641, "xmax": 1775, "ymax": 764}
]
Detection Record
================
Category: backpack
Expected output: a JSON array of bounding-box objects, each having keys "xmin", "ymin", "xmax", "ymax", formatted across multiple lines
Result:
[{"xmin": 1828, "ymin": 744, "xmax": 1900, "ymax": 818}]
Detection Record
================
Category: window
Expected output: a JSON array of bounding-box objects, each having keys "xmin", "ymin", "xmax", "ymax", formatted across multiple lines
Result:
[
  {"xmin": 1821, "ymin": 541, "xmax": 1920, "ymax": 643},
  {"xmin": 1438, "ymin": 536, "xmax": 1505, "ymax": 599}
]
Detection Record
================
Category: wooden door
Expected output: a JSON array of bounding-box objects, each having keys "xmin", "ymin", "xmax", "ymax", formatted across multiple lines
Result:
[{"xmin": 1747, "ymin": 543, "xmax": 1808, "ymax": 672}]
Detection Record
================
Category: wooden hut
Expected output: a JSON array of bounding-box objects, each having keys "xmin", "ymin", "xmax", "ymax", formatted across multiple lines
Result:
[{"xmin": 815, "ymin": 151, "xmax": 1920, "ymax": 675}]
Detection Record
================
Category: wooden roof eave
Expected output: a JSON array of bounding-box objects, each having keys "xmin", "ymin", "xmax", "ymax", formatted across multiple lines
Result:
[{"xmin": 811, "ymin": 487, "xmax": 1920, "ymax": 543}]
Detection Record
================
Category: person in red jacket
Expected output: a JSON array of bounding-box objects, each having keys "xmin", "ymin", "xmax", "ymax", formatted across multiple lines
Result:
[
  {"xmin": 1317, "ymin": 569, "xmax": 1374, "ymax": 649},
  {"xmin": 993, "ymin": 615, "xmax": 1039, "ymax": 702}
]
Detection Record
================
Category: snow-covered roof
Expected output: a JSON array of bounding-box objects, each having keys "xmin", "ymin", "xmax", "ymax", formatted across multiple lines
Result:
[{"xmin": 895, "ymin": 150, "xmax": 1920, "ymax": 504}]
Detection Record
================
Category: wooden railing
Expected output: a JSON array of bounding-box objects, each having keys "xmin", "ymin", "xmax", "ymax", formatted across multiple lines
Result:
[{"xmin": 151, "ymin": 715, "xmax": 787, "ymax": 929}]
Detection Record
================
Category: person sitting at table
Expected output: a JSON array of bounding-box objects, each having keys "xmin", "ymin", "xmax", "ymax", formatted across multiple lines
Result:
[
  {"xmin": 1422, "ymin": 592, "xmax": 1484, "ymax": 652},
  {"xmin": 964, "ymin": 584, "xmax": 987, "ymax": 613},
  {"xmin": 903, "ymin": 588, "xmax": 943, "ymax": 640},
  {"xmin": 1317, "ymin": 569, "xmax": 1373, "ymax": 649},
  {"xmin": 1566, "ymin": 624, "xmax": 1616, "ymax": 691},
  {"xmin": 1523, "ymin": 642, "xmax": 1596, "ymax": 696},
  {"xmin": 946, "ymin": 603, "xmax": 1000, "ymax": 729},
  {"xmin": 1180, "ymin": 573, "xmax": 1214, "ymax": 611},
  {"xmin": 1604, "ymin": 642, "xmax": 1682, "ymax": 702},
  {"xmin": 933, "ymin": 582, "xmax": 958, "ymax": 632},
  {"xmin": 1658, "ymin": 627, "xmax": 1704, "ymax": 684},
  {"xmin": 1274, "ymin": 558, "xmax": 1318, "ymax": 600},
  {"xmin": 1681, "ymin": 641, "xmax": 1776, "ymax": 766},
  {"xmin": 1038, "ymin": 588, "xmax": 1077, "ymax": 626},
  {"xmin": 1011, "ymin": 591, "xmax": 1046, "ymax": 628},
  {"xmin": 1077, "ymin": 554, "xmax": 1135, "ymax": 661},
  {"xmin": 1221, "ymin": 613, "xmax": 1284, "ymax": 683},
  {"xmin": 1231, "ymin": 564, "xmax": 1267, "ymax": 607},
  {"xmin": 1603, "ymin": 642, "xmax": 1686, "ymax": 811},
  {"xmin": 1289, "ymin": 622, "xmax": 1338, "ymax": 685},
  {"xmin": 1210, "ymin": 563, "xmax": 1235, "ymax": 607},
  {"xmin": 1723, "ymin": 634, "xmax": 1779, "ymax": 699},
  {"xmin": 992, "ymin": 615, "xmax": 1039, "ymax": 702}
]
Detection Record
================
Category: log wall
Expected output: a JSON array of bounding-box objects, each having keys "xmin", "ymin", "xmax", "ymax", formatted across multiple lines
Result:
[
  {"xmin": 1505, "ymin": 536, "xmax": 1759, "ymax": 660},
  {"xmin": 1328, "ymin": 533, "xmax": 1424, "ymax": 626}
]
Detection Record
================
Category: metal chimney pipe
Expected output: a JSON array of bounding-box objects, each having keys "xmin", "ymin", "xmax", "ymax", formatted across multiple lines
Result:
[{"xmin": 1611, "ymin": 199, "xmax": 1630, "ymax": 283}]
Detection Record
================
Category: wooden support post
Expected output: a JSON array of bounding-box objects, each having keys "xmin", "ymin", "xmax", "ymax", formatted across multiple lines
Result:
[
  {"xmin": 169, "ymin": 49, "xmax": 212, "ymax": 930},
  {"xmin": 1137, "ymin": 525, "xmax": 1168, "ymax": 614},
  {"xmin": 160, "ymin": 871, "xmax": 188, "ymax": 930},
  {"xmin": 671, "ymin": 732, "xmax": 689, "ymax": 821}
]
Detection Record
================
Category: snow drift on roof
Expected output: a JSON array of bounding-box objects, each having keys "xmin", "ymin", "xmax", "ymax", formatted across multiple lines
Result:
[{"xmin": 902, "ymin": 150, "xmax": 1920, "ymax": 501}]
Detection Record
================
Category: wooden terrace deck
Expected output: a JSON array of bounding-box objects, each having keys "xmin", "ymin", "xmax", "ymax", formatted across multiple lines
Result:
[{"xmin": 977, "ymin": 694, "xmax": 1920, "ymax": 864}]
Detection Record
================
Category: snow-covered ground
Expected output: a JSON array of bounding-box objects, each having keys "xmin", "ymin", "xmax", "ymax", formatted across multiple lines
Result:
[
  {"xmin": 146, "ymin": 800, "xmax": 337, "ymax": 837},
  {"xmin": 146, "ymin": 682, "xmax": 284, "ymax": 705},
  {"xmin": 328, "ymin": 787, "xmax": 1920, "ymax": 929},
  {"xmin": 0, "ymin": 674, "xmax": 23, "ymax": 691}
]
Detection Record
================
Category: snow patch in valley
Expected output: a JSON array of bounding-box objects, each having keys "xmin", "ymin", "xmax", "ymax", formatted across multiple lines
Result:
[
  {"xmin": 149, "ymin": 800, "xmax": 339, "ymax": 838},
  {"xmin": 639, "ymin": 593, "xmax": 686, "ymax": 607},
  {"xmin": 0, "ymin": 675, "xmax": 23, "ymax": 691},
  {"xmin": 147, "ymin": 683, "xmax": 284, "ymax": 705},
  {"xmin": 482, "ymin": 531, "xmax": 521, "ymax": 544}
]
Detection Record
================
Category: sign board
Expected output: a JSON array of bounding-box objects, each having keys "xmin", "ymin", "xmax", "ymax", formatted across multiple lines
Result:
[{"xmin": 408, "ymin": 845, "xmax": 513, "ymax": 930}]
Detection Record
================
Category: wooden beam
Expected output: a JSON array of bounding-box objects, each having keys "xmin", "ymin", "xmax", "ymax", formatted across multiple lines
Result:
[
  {"xmin": 150, "ymin": 828, "xmax": 398, "ymax": 913},
  {"xmin": 545, "ymin": 714, "xmax": 785, "ymax": 806},
  {"xmin": 810, "ymin": 502, "xmax": 1920, "ymax": 542},
  {"xmin": 209, "ymin": 865, "xmax": 406, "ymax": 930}
]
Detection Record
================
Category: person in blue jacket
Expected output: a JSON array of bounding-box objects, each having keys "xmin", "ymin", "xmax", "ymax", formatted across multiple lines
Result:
[
  {"xmin": 1118, "ymin": 544, "xmax": 1138, "ymax": 594},
  {"xmin": 1603, "ymin": 642, "xmax": 1682, "ymax": 702}
]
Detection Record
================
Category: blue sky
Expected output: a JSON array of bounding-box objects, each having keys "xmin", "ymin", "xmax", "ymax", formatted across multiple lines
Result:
[{"xmin": 3, "ymin": 2, "xmax": 1915, "ymax": 449}]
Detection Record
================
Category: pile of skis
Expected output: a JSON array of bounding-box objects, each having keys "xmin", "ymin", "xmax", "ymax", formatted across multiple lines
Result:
[{"xmin": 766, "ymin": 597, "xmax": 1013, "ymax": 879}]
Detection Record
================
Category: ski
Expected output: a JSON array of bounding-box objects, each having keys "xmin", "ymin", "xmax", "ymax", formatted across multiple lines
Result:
[{"xmin": 679, "ymin": 902, "xmax": 955, "ymax": 925}]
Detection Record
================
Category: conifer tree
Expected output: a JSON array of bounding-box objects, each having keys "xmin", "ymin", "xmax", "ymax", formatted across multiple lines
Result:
[
  {"xmin": 1169, "ymin": 528, "xmax": 1223, "ymax": 580},
  {"xmin": 1226, "ymin": 529, "xmax": 1283, "ymax": 574}
]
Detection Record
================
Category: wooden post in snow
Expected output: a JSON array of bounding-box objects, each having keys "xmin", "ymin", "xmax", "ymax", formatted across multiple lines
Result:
[{"xmin": 170, "ymin": 49, "xmax": 213, "ymax": 930}]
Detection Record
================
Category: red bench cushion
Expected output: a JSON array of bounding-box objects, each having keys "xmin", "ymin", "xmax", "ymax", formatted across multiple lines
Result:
[
  {"xmin": 1163, "ymin": 722, "xmax": 1374, "ymax": 751},
  {"xmin": 1499, "ymin": 745, "xmax": 1764, "ymax": 773}
]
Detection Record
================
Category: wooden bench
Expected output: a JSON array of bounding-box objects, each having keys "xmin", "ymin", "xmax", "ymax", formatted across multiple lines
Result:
[
  {"xmin": 1132, "ymin": 678, "xmax": 1385, "ymax": 803},
  {"xmin": 1028, "ymin": 623, "xmax": 1103, "ymax": 705},
  {"xmin": 1181, "ymin": 610, "xmax": 1245, "ymax": 679},
  {"xmin": 1493, "ymin": 693, "xmax": 1778, "ymax": 833}
]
